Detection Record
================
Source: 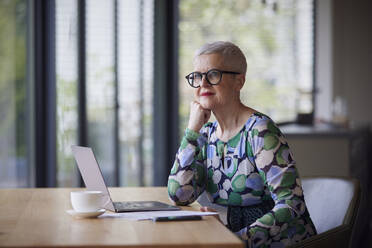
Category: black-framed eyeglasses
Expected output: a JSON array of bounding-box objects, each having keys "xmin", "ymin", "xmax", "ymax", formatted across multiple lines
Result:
[{"xmin": 185, "ymin": 69, "xmax": 240, "ymax": 88}]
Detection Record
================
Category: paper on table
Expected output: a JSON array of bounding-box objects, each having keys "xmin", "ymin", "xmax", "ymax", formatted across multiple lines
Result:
[{"xmin": 99, "ymin": 210, "xmax": 219, "ymax": 221}]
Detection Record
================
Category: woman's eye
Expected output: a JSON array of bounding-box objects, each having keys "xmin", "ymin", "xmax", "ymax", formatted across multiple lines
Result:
[
  {"xmin": 194, "ymin": 73, "xmax": 202, "ymax": 80},
  {"xmin": 209, "ymin": 71, "xmax": 219, "ymax": 79}
]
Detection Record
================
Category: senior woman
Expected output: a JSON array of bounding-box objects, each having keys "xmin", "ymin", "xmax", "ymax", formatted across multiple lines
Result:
[{"xmin": 167, "ymin": 41, "xmax": 316, "ymax": 247}]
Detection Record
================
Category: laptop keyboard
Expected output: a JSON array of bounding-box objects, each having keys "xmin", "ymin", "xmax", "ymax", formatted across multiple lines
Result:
[
  {"xmin": 113, "ymin": 202, "xmax": 130, "ymax": 209},
  {"xmin": 114, "ymin": 201, "xmax": 150, "ymax": 210}
]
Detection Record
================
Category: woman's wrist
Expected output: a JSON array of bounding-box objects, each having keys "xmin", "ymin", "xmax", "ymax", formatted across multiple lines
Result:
[
  {"xmin": 187, "ymin": 123, "xmax": 203, "ymax": 133},
  {"xmin": 185, "ymin": 128, "xmax": 200, "ymax": 141}
]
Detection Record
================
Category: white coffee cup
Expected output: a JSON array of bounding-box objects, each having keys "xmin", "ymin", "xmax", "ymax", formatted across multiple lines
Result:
[{"xmin": 70, "ymin": 191, "xmax": 106, "ymax": 212}]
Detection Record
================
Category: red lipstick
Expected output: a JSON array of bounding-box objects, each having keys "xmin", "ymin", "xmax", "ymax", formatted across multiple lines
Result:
[{"xmin": 201, "ymin": 92, "xmax": 214, "ymax": 96}]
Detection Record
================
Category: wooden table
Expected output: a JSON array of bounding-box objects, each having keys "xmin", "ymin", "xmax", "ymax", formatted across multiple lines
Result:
[{"xmin": 0, "ymin": 187, "xmax": 243, "ymax": 248}]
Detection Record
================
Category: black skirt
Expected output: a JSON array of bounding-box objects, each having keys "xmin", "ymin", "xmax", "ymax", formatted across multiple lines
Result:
[{"xmin": 227, "ymin": 198, "xmax": 275, "ymax": 232}]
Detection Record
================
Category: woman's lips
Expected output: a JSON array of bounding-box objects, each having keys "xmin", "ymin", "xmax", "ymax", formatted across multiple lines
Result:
[{"xmin": 200, "ymin": 92, "xmax": 214, "ymax": 96}]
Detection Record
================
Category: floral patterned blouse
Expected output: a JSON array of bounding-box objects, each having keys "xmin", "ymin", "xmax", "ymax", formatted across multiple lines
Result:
[{"xmin": 167, "ymin": 112, "xmax": 317, "ymax": 247}]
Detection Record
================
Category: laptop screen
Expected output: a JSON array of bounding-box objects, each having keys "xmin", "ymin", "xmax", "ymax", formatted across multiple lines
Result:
[{"xmin": 71, "ymin": 145, "xmax": 115, "ymax": 211}]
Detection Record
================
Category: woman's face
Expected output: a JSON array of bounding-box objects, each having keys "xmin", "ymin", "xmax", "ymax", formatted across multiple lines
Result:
[{"xmin": 193, "ymin": 53, "xmax": 244, "ymax": 110}]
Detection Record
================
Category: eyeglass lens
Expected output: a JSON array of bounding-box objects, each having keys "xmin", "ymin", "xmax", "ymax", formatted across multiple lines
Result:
[{"xmin": 189, "ymin": 70, "xmax": 221, "ymax": 87}]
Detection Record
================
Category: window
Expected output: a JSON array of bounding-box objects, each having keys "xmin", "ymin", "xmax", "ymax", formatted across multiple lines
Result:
[
  {"xmin": 179, "ymin": 0, "xmax": 314, "ymax": 132},
  {"xmin": 0, "ymin": 0, "xmax": 32, "ymax": 187},
  {"xmin": 55, "ymin": 0, "xmax": 154, "ymax": 187},
  {"xmin": 85, "ymin": 0, "xmax": 116, "ymax": 186},
  {"xmin": 118, "ymin": 0, "xmax": 154, "ymax": 186},
  {"xmin": 1, "ymin": 0, "xmax": 172, "ymax": 188},
  {"xmin": 56, "ymin": 0, "xmax": 79, "ymax": 187}
]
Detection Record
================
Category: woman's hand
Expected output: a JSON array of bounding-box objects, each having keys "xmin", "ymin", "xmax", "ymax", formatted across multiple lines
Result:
[
  {"xmin": 200, "ymin": 206, "xmax": 223, "ymax": 224},
  {"xmin": 187, "ymin": 101, "xmax": 211, "ymax": 132}
]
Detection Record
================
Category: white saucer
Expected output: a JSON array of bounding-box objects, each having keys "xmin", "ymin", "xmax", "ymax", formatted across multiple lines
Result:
[{"xmin": 66, "ymin": 209, "xmax": 105, "ymax": 218}]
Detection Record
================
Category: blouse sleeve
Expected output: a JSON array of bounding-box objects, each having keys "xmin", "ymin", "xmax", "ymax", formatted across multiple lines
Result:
[
  {"xmin": 240, "ymin": 117, "xmax": 308, "ymax": 247},
  {"xmin": 167, "ymin": 125, "xmax": 209, "ymax": 206}
]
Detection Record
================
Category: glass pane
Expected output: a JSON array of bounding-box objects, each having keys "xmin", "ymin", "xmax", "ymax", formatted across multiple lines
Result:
[
  {"xmin": 86, "ymin": 0, "xmax": 116, "ymax": 186},
  {"xmin": 118, "ymin": 0, "xmax": 154, "ymax": 186},
  {"xmin": 56, "ymin": 0, "xmax": 79, "ymax": 187},
  {"xmin": 0, "ymin": 0, "xmax": 30, "ymax": 187},
  {"xmin": 142, "ymin": 0, "xmax": 154, "ymax": 186},
  {"xmin": 179, "ymin": 0, "xmax": 314, "ymax": 133}
]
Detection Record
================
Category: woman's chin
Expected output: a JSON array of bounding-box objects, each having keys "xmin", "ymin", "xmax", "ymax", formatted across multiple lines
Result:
[{"xmin": 199, "ymin": 101, "xmax": 214, "ymax": 110}]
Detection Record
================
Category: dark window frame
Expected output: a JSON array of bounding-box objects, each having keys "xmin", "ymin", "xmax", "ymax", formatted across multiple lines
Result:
[
  {"xmin": 153, "ymin": 0, "xmax": 179, "ymax": 186},
  {"xmin": 31, "ymin": 0, "xmax": 179, "ymax": 187},
  {"xmin": 34, "ymin": 0, "xmax": 57, "ymax": 187}
]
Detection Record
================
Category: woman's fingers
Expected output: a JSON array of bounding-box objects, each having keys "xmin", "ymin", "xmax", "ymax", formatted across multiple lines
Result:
[
  {"xmin": 200, "ymin": 206, "xmax": 223, "ymax": 223},
  {"xmin": 200, "ymin": 206, "xmax": 217, "ymax": 212},
  {"xmin": 187, "ymin": 101, "xmax": 211, "ymax": 132}
]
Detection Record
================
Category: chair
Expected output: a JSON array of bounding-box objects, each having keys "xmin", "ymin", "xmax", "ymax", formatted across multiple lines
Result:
[{"xmin": 289, "ymin": 176, "xmax": 361, "ymax": 248}]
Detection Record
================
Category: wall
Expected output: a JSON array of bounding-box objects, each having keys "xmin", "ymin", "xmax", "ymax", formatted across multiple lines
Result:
[{"xmin": 332, "ymin": 0, "xmax": 372, "ymax": 130}]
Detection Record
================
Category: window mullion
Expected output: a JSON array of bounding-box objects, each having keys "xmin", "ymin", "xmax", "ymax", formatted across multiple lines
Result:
[
  {"xmin": 34, "ymin": 0, "xmax": 57, "ymax": 187},
  {"xmin": 77, "ymin": 0, "xmax": 87, "ymax": 187},
  {"xmin": 114, "ymin": 0, "xmax": 120, "ymax": 187}
]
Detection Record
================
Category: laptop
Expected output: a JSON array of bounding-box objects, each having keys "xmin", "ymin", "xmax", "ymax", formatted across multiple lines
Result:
[{"xmin": 71, "ymin": 145, "xmax": 180, "ymax": 212}]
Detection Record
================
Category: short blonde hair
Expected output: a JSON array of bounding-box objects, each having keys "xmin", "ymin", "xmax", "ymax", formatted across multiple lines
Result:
[{"xmin": 193, "ymin": 41, "xmax": 247, "ymax": 75}]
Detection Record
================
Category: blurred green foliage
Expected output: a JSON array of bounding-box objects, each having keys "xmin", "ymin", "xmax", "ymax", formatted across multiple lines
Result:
[
  {"xmin": 179, "ymin": 0, "xmax": 301, "ymax": 137},
  {"xmin": 0, "ymin": 0, "xmax": 27, "ymax": 159},
  {"xmin": 0, "ymin": 0, "xmax": 28, "ymax": 187}
]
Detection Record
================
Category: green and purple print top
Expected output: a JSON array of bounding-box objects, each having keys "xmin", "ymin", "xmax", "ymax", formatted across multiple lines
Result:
[{"xmin": 168, "ymin": 112, "xmax": 316, "ymax": 247}]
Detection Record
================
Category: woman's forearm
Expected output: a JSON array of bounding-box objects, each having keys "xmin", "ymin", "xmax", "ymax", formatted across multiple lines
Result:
[{"xmin": 167, "ymin": 128, "xmax": 207, "ymax": 205}]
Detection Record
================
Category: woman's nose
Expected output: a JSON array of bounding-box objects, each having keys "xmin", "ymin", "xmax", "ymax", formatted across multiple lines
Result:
[{"xmin": 200, "ymin": 75, "xmax": 210, "ymax": 88}]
